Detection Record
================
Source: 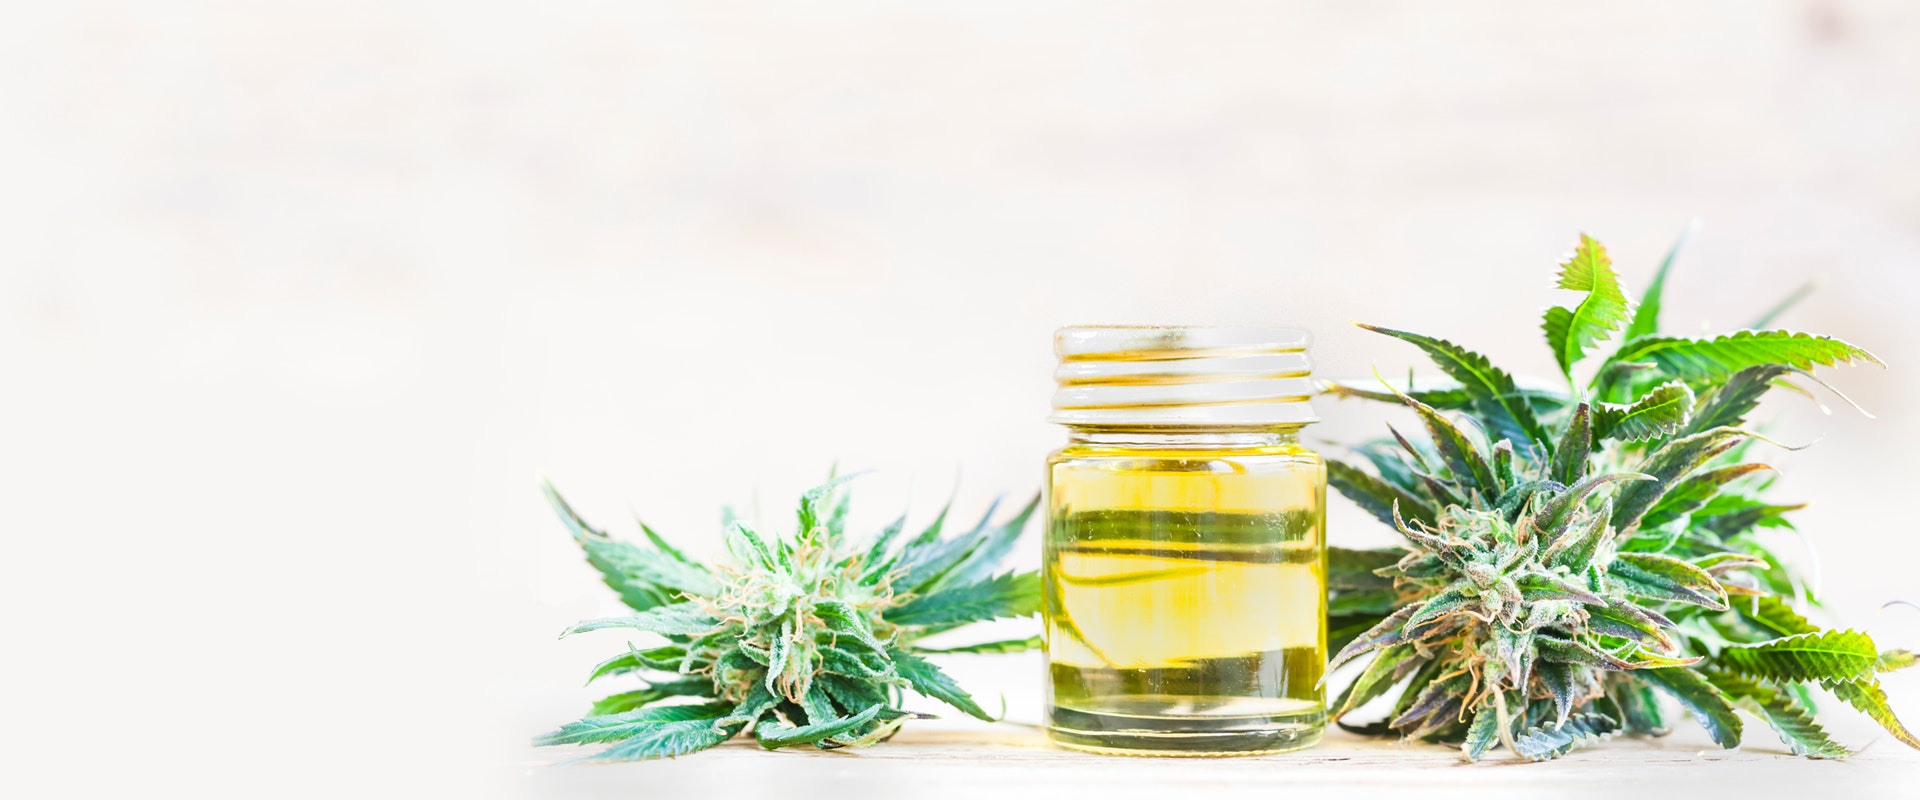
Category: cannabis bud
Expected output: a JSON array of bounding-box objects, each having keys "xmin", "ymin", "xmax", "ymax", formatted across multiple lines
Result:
[
  {"xmin": 536, "ymin": 475, "xmax": 1041, "ymax": 761},
  {"xmin": 1324, "ymin": 232, "xmax": 1916, "ymax": 761}
]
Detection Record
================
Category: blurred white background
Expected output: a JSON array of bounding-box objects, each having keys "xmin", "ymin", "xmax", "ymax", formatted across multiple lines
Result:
[{"xmin": 6, "ymin": 1, "xmax": 1920, "ymax": 797}]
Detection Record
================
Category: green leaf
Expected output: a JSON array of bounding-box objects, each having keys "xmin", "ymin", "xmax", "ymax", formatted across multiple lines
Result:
[
  {"xmin": 1587, "ymin": 602, "xmax": 1678, "ymax": 652},
  {"xmin": 812, "ymin": 599, "xmax": 890, "ymax": 653},
  {"xmin": 1388, "ymin": 388, "xmax": 1496, "ymax": 497},
  {"xmin": 716, "ymin": 682, "xmax": 780, "ymax": 729},
  {"xmin": 1828, "ymin": 678, "xmax": 1920, "ymax": 750},
  {"xmin": 1405, "ymin": 587, "xmax": 1475, "ymax": 629},
  {"xmin": 1390, "ymin": 672, "xmax": 1472, "ymax": 739},
  {"xmin": 1694, "ymin": 496, "xmax": 1804, "ymax": 540},
  {"xmin": 587, "ymin": 538, "xmax": 719, "ymax": 612},
  {"xmin": 1638, "ymin": 667, "xmax": 1743, "ymax": 748},
  {"xmin": 885, "ymin": 571, "xmax": 1040, "ymax": 627},
  {"xmin": 796, "ymin": 473, "xmax": 861, "ymax": 546},
  {"xmin": 573, "ymin": 717, "xmax": 742, "ymax": 762},
  {"xmin": 1615, "ymin": 648, "xmax": 1705, "ymax": 671},
  {"xmin": 542, "ymin": 480, "xmax": 603, "ymax": 543},
  {"xmin": 912, "ymin": 636, "xmax": 1043, "ymax": 655},
  {"xmin": 1544, "ymin": 499, "xmax": 1612, "ymax": 572},
  {"xmin": 589, "ymin": 691, "xmax": 665, "ymax": 717},
  {"xmin": 817, "ymin": 674, "xmax": 891, "ymax": 714},
  {"xmin": 1738, "ymin": 596, "xmax": 1821, "ymax": 638},
  {"xmin": 544, "ymin": 482, "xmax": 719, "ymax": 610},
  {"xmin": 1329, "ymin": 460, "xmax": 1438, "ymax": 530},
  {"xmin": 1512, "ymin": 712, "xmax": 1621, "ymax": 761},
  {"xmin": 1461, "ymin": 703, "xmax": 1503, "ymax": 762},
  {"xmin": 1516, "ymin": 572, "xmax": 1606, "ymax": 607},
  {"xmin": 1638, "ymin": 463, "xmax": 1772, "ymax": 530},
  {"xmin": 1623, "ymin": 221, "xmax": 1695, "ymax": 342},
  {"xmin": 1350, "ymin": 438, "xmax": 1426, "ymax": 493},
  {"xmin": 1537, "ymin": 636, "xmax": 1630, "ymax": 670},
  {"xmin": 1493, "ymin": 478, "xmax": 1549, "ymax": 522},
  {"xmin": 1328, "ymin": 546, "xmax": 1402, "ymax": 592},
  {"xmin": 1721, "ymin": 630, "xmax": 1880, "ymax": 683},
  {"xmin": 1607, "ymin": 330, "xmax": 1881, "ymax": 385},
  {"xmin": 902, "ymin": 496, "xmax": 954, "ymax": 550},
  {"xmin": 1328, "ymin": 612, "xmax": 1390, "ymax": 658},
  {"xmin": 1593, "ymin": 381, "xmax": 1695, "ymax": 442},
  {"xmin": 1537, "ymin": 471, "xmax": 1649, "ymax": 533},
  {"xmin": 1324, "ymin": 377, "xmax": 1571, "ymax": 415},
  {"xmin": 586, "ymin": 644, "xmax": 690, "ymax": 683},
  {"xmin": 1612, "ymin": 427, "xmax": 1747, "ymax": 532},
  {"xmin": 860, "ymin": 512, "xmax": 909, "ymax": 576},
  {"xmin": 1387, "ymin": 657, "xmax": 1447, "ymax": 721},
  {"xmin": 1322, "ymin": 378, "xmax": 1473, "ymax": 409},
  {"xmin": 799, "ymin": 683, "xmax": 841, "ymax": 728},
  {"xmin": 1552, "ymin": 404, "xmax": 1593, "ymax": 486},
  {"xmin": 762, "ymin": 620, "xmax": 802, "ymax": 698},
  {"xmin": 1612, "ymin": 677, "xmax": 1668, "ymax": 735},
  {"xmin": 1331, "ymin": 644, "xmax": 1420, "ymax": 720},
  {"xmin": 588, "ymin": 678, "xmax": 715, "ymax": 715},
  {"xmin": 939, "ymin": 495, "xmax": 1041, "ymax": 589},
  {"xmin": 1609, "ymin": 552, "xmax": 1729, "ymax": 610},
  {"xmin": 1691, "ymin": 552, "xmax": 1767, "ymax": 577},
  {"xmin": 1542, "ymin": 233, "xmax": 1632, "ymax": 378},
  {"xmin": 1355, "ymin": 323, "xmax": 1547, "ymax": 449},
  {"xmin": 1879, "ymin": 649, "xmax": 1919, "ymax": 673},
  {"xmin": 534, "ymin": 700, "xmax": 733, "ymax": 746},
  {"xmin": 895, "ymin": 498, "xmax": 1027, "ymax": 593},
  {"xmin": 1330, "ymin": 606, "xmax": 1420, "ymax": 672},
  {"xmin": 723, "ymin": 520, "xmax": 782, "ymax": 571},
  {"xmin": 818, "ymin": 643, "xmax": 889, "ymax": 679},
  {"xmin": 1678, "ymin": 365, "xmax": 1791, "ymax": 438},
  {"xmin": 1708, "ymin": 671, "xmax": 1851, "ymax": 759},
  {"xmin": 563, "ymin": 602, "xmax": 718, "ymax": 637},
  {"xmin": 635, "ymin": 519, "xmax": 697, "ymax": 568},
  {"xmin": 755, "ymin": 704, "xmax": 887, "ymax": 749},
  {"xmin": 889, "ymin": 646, "xmax": 995, "ymax": 721}
]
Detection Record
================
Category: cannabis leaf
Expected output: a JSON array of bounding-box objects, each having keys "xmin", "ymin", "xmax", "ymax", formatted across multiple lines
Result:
[
  {"xmin": 1637, "ymin": 667, "xmax": 1743, "ymax": 749},
  {"xmin": 1709, "ymin": 671, "xmax": 1852, "ymax": 759},
  {"xmin": 1512, "ymin": 712, "xmax": 1620, "ymax": 761},
  {"xmin": 884, "ymin": 571, "xmax": 1041, "ymax": 627},
  {"xmin": 1592, "ymin": 381, "xmax": 1694, "ymax": 442},
  {"xmin": 1328, "ymin": 460, "xmax": 1438, "ymax": 529},
  {"xmin": 1830, "ymin": 678, "xmax": 1920, "ymax": 750},
  {"xmin": 1352, "ymin": 324, "xmax": 1547, "ymax": 450},
  {"xmin": 537, "ymin": 474, "xmax": 1040, "ymax": 760},
  {"xmin": 1543, "ymin": 233, "xmax": 1631, "ymax": 379},
  {"xmin": 1719, "ymin": 630, "xmax": 1880, "ymax": 684},
  {"xmin": 1601, "ymin": 330, "xmax": 1880, "ymax": 397}
]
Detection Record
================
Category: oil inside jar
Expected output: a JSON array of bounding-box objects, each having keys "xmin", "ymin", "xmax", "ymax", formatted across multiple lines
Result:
[{"xmin": 1044, "ymin": 442, "xmax": 1326, "ymax": 756}]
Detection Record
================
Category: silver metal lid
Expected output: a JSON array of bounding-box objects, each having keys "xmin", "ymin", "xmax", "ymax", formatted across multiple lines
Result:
[{"xmin": 1049, "ymin": 326, "xmax": 1317, "ymax": 428}]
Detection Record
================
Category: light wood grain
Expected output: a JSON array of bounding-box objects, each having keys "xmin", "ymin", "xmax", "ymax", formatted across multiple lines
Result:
[{"xmin": 512, "ymin": 721, "xmax": 1920, "ymax": 799}]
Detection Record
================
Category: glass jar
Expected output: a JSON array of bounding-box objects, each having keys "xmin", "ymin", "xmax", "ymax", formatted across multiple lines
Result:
[{"xmin": 1043, "ymin": 326, "xmax": 1327, "ymax": 756}]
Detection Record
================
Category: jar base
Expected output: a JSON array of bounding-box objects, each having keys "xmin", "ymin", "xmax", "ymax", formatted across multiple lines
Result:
[{"xmin": 1046, "ymin": 698, "xmax": 1325, "ymax": 757}]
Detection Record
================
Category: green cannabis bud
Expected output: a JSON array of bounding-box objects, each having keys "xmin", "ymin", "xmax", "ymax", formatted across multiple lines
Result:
[
  {"xmin": 536, "ymin": 474, "xmax": 1041, "ymax": 761},
  {"xmin": 1324, "ymin": 231, "xmax": 1916, "ymax": 761}
]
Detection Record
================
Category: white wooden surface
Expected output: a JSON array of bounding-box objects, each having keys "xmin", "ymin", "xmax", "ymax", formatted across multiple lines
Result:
[{"xmin": 514, "ymin": 719, "xmax": 1920, "ymax": 799}]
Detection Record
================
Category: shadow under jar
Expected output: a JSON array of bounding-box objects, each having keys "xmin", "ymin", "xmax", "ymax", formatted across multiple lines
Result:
[{"xmin": 1043, "ymin": 326, "xmax": 1327, "ymax": 756}]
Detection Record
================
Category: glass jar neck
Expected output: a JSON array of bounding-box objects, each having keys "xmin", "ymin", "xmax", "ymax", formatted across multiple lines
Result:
[{"xmin": 1063, "ymin": 426, "xmax": 1304, "ymax": 449}]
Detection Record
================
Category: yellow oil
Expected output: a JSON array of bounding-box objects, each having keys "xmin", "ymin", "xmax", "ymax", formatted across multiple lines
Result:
[{"xmin": 1044, "ymin": 436, "xmax": 1327, "ymax": 755}]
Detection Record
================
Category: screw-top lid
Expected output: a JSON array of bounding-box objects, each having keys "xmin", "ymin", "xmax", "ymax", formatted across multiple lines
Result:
[{"xmin": 1049, "ymin": 326, "xmax": 1317, "ymax": 428}]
